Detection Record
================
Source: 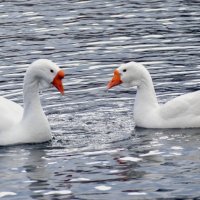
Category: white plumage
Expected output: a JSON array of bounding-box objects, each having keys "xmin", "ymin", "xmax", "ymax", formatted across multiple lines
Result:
[
  {"xmin": 108, "ymin": 61, "xmax": 200, "ymax": 128},
  {"xmin": 0, "ymin": 59, "xmax": 65, "ymax": 145}
]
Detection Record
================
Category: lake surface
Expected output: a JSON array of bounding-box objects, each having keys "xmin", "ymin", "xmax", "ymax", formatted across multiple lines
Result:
[{"xmin": 0, "ymin": 0, "xmax": 200, "ymax": 199}]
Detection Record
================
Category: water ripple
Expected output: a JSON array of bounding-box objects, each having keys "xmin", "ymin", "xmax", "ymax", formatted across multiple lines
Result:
[{"xmin": 0, "ymin": 0, "xmax": 200, "ymax": 199}]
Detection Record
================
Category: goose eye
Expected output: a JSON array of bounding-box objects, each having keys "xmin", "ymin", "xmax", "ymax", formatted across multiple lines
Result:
[
  {"xmin": 50, "ymin": 69, "xmax": 54, "ymax": 73},
  {"xmin": 123, "ymin": 69, "xmax": 127, "ymax": 72}
]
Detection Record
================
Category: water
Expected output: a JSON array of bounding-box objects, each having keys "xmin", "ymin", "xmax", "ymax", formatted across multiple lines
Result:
[{"xmin": 0, "ymin": 0, "xmax": 200, "ymax": 199}]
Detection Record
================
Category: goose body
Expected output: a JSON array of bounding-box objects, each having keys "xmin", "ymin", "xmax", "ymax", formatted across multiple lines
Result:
[
  {"xmin": 0, "ymin": 59, "xmax": 65, "ymax": 145},
  {"xmin": 107, "ymin": 61, "xmax": 200, "ymax": 128}
]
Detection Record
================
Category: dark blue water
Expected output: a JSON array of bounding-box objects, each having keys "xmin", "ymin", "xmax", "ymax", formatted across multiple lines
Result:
[{"xmin": 0, "ymin": 0, "xmax": 200, "ymax": 199}]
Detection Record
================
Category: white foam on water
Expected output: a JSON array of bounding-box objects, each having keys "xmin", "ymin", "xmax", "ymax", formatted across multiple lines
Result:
[
  {"xmin": 140, "ymin": 150, "xmax": 164, "ymax": 157},
  {"xmin": 119, "ymin": 156, "xmax": 142, "ymax": 162},
  {"xmin": 47, "ymin": 162, "xmax": 58, "ymax": 165},
  {"xmin": 171, "ymin": 146, "xmax": 183, "ymax": 150},
  {"xmin": 143, "ymin": 34, "xmax": 163, "ymax": 38},
  {"xmin": 0, "ymin": 192, "xmax": 16, "ymax": 198},
  {"xmin": 109, "ymin": 170, "xmax": 120, "ymax": 173},
  {"xmin": 44, "ymin": 190, "xmax": 72, "ymax": 195},
  {"xmin": 70, "ymin": 178, "xmax": 90, "ymax": 182},
  {"xmin": 85, "ymin": 161, "xmax": 102, "ymax": 165},
  {"xmin": 34, "ymin": 190, "xmax": 45, "ymax": 193},
  {"xmin": 95, "ymin": 185, "xmax": 112, "ymax": 191},
  {"xmin": 22, "ymin": 12, "xmax": 38, "ymax": 16},
  {"xmin": 128, "ymin": 192, "xmax": 147, "ymax": 196}
]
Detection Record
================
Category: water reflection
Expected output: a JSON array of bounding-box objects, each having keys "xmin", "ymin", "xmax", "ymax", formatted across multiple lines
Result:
[
  {"xmin": 23, "ymin": 147, "xmax": 72, "ymax": 199},
  {"xmin": 25, "ymin": 148, "xmax": 51, "ymax": 198}
]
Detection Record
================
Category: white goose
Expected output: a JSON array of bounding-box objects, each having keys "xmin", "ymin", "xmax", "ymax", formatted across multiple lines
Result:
[
  {"xmin": 107, "ymin": 61, "xmax": 200, "ymax": 128},
  {"xmin": 0, "ymin": 59, "xmax": 65, "ymax": 145}
]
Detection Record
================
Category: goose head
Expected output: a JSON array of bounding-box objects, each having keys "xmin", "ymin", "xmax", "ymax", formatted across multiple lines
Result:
[
  {"xmin": 107, "ymin": 61, "xmax": 146, "ymax": 89},
  {"xmin": 26, "ymin": 59, "xmax": 65, "ymax": 94}
]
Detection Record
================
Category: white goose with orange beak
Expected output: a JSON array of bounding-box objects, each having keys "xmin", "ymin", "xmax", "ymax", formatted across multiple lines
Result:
[
  {"xmin": 107, "ymin": 61, "xmax": 200, "ymax": 128},
  {"xmin": 0, "ymin": 59, "xmax": 65, "ymax": 145}
]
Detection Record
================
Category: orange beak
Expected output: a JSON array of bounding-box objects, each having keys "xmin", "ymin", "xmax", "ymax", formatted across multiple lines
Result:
[
  {"xmin": 107, "ymin": 69, "xmax": 122, "ymax": 89},
  {"xmin": 52, "ymin": 70, "xmax": 65, "ymax": 95}
]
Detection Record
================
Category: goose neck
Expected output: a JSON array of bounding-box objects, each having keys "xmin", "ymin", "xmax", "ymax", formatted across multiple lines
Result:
[{"xmin": 22, "ymin": 75, "xmax": 42, "ymax": 117}]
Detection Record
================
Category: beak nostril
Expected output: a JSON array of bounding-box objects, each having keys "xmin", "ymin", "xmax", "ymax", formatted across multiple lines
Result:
[{"xmin": 57, "ymin": 70, "xmax": 65, "ymax": 79}]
